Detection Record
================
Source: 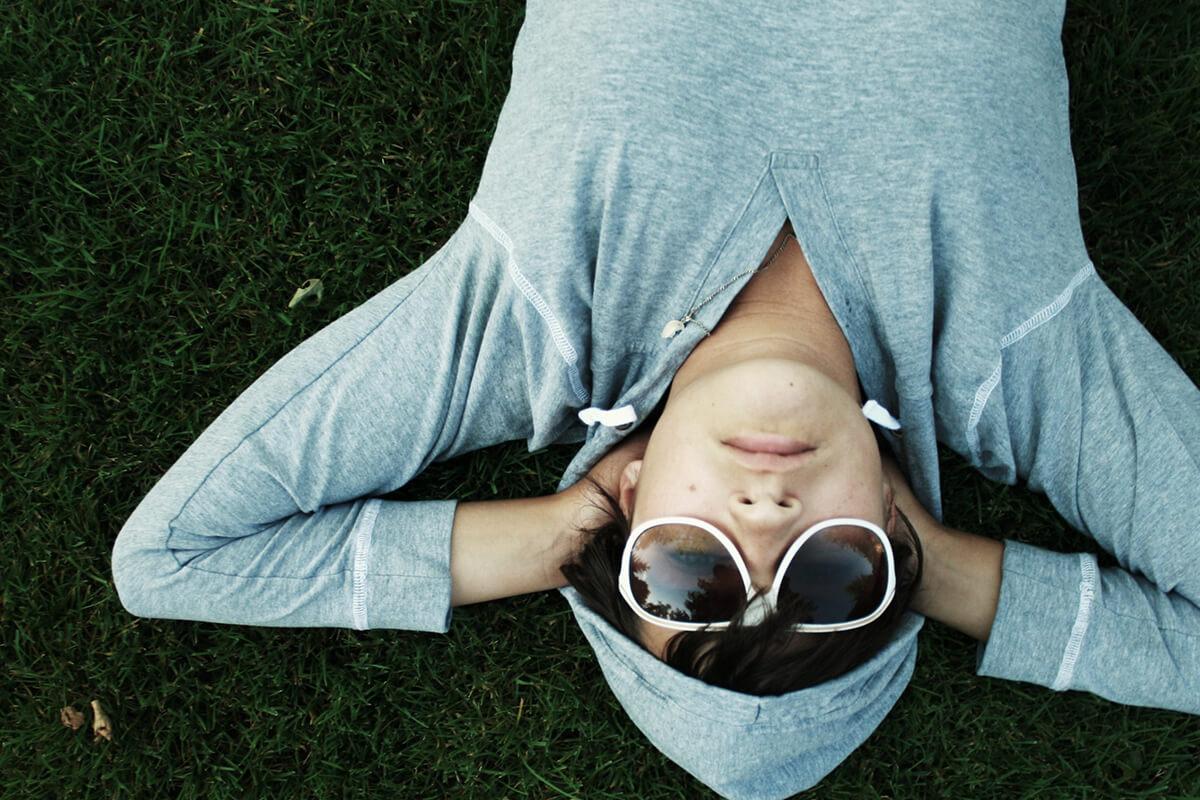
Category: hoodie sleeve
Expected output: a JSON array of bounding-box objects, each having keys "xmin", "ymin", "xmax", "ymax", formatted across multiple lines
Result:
[
  {"xmin": 968, "ymin": 266, "xmax": 1200, "ymax": 715},
  {"xmin": 112, "ymin": 216, "xmax": 531, "ymax": 632}
]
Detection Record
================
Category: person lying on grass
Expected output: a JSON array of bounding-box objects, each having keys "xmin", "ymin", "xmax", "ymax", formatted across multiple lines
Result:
[{"xmin": 113, "ymin": 4, "xmax": 1200, "ymax": 799}]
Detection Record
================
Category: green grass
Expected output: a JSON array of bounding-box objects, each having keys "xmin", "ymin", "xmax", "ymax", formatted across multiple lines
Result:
[{"xmin": 3, "ymin": 0, "xmax": 1199, "ymax": 797}]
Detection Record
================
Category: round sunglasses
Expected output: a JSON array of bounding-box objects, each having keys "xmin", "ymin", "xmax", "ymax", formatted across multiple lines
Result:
[{"xmin": 617, "ymin": 515, "xmax": 897, "ymax": 632}]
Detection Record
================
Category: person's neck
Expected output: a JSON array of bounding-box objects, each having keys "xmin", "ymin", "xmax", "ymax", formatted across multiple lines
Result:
[{"xmin": 668, "ymin": 227, "xmax": 862, "ymax": 404}]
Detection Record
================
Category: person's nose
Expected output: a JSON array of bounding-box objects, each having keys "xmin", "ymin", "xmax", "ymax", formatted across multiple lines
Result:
[{"xmin": 728, "ymin": 488, "xmax": 804, "ymax": 587}]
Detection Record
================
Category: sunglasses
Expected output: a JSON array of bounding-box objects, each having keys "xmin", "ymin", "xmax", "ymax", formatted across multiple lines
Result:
[{"xmin": 617, "ymin": 515, "xmax": 897, "ymax": 632}]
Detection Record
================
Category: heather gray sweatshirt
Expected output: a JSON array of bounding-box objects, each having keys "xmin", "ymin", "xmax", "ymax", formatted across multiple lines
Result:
[{"xmin": 113, "ymin": 2, "xmax": 1200, "ymax": 797}]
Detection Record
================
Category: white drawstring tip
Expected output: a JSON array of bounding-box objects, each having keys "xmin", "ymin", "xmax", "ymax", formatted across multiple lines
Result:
[
  {"xmin": 577, "ymin": 404, "xmax": 638, "ymax": 429},
  {"xmin": 862, "ymin": 399, "xmax": 902, "ymax": 430}
]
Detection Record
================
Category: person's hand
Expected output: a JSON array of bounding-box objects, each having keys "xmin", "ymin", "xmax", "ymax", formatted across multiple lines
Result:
[
  {"xmin": 448, "ymin": 429, "xmax": 653, "ymax": 605},
  {"xmin": 557, "ymin": 427, "xmax": 651, "ymax": 531},
  {"xmin": 880, "ymin": 449, "xmax": 1005, "ymax": 640}
]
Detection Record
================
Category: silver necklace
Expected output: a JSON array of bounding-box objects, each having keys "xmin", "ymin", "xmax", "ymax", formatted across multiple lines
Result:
[{"xmin": 660, "ymin": 233, "xmax": 796, "ymax": 339}]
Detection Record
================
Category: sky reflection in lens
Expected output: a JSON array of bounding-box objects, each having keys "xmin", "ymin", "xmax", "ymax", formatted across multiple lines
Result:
[{"xmin": 630, "ymin": 524, "xmax": 744, "ymax": 622}]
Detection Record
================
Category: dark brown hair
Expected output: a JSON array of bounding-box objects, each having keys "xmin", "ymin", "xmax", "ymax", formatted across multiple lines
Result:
[{"xmin": 559, "ymin": 462, "xmax": 924, "ymax": 696}]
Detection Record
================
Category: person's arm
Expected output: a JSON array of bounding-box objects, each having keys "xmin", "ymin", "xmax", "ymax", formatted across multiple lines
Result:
[
  {"xmin": 112, "ymin": 215, "xmax": 547, "ymax": 632},
  {"xmin": 882, "ymin": 454, "xmax": 1005, "ymax": 641},
  {"xmin": 956, "ymin": 270, "xmax": 1200, "ymax": 715},
  {"xmin": 911, "ymin": 525, "xmax": 1003, "ymax": 642},
  {"xmin": 449, "ymin": 428, "xmax": 650, "ymax": 606},
  {"xmin": 449, "ymin": 493, "xmax": 579, "ymax": 606}
]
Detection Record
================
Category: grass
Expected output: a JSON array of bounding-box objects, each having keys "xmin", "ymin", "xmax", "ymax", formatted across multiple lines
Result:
[{"xmin": 2, "ymin": 0, "xmax": 1198, "ymax": 797}]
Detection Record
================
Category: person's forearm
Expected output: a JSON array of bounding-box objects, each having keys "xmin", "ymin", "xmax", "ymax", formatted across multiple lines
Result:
[
  {"xmin": 448, "ymin": 490, "xmax": 587, "ymax": 607},
  {"xmin": 910, "ymin": 524, "xmax": 1005, "ymax": 641}
]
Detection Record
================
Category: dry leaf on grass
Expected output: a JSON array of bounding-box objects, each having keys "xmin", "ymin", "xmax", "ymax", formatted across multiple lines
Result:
[
  {"xmin": 90, "ymin": 700, "xmax": 113, "ymax": 742},
  {"xmin": 287, "ymin": 277, "xmax": 324, "ymax": 308},
  {"xmin": 60, "ymin": 706, "xmax": 85, "ymax": 731}
]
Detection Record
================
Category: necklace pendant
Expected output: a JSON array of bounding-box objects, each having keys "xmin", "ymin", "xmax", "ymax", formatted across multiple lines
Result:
[{"xmin": 660, "ymin": 319, "xmax": 687, "ymax": 339}]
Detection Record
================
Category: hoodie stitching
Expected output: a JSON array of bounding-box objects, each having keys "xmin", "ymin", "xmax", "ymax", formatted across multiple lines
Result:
[
  {"xmin": 1051, "ymin": 553, "xmax": 1098, "ymax": 691},
  {"xmin": 468, "ymin": 201, "xmax": 589, "ymax": 404},
  {"xmin": 1005, "ymin": 563, "xmax": 1200, "ymax": 637},
  {"xmin": 965, "ymin": 262, "xmax": 1096, "ymax": 457},
  {"xmin": 350, "ymin": 496, "xmax": 381, "ymax": 630}
]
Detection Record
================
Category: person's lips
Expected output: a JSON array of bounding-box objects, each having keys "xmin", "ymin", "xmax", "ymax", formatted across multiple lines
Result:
[
  {"xmin": 725, "ymin": 435, "xmax": 812, "ymax": 454},
  {"xmin": 723, "ymin": 437, "xmax": 815, "ymax": 471}
]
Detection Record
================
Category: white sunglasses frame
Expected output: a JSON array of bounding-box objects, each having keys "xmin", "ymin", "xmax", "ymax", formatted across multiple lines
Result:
[{"xmin": 617, "ymin": 515, "xmax": 897, "ymax": 633}]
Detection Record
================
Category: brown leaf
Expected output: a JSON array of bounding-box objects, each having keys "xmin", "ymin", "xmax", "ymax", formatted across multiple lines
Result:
[
  {"xmin": 90, "ymin": 699, "xmax": 113, "ymax": 742},
  {"xmin": 60, "ymin": 706, "xmax": 85, "ymax": 731}
]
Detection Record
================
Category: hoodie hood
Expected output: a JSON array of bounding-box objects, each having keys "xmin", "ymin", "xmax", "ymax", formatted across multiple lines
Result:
[{"xmin": 560, "ymin": 585, "xmax": 923, "ymax": 799}]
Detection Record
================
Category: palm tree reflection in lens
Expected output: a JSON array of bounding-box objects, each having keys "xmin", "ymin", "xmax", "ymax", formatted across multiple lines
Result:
[{"xmin": 630, "ymin": 524, "xmax": 744, "ymax": 623}]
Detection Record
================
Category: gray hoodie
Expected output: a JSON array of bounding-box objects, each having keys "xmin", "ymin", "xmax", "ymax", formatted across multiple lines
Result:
[{"xmin": 112, "ymin": 2, "xmax": 1200, "ymax": 797}]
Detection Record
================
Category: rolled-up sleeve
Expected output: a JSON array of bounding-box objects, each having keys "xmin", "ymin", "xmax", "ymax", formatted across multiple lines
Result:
[
  {"xmin": 977, "ymin": 541, "xmax": 1200, "ymax": 713},
  {"xmin": 968, "ymin": 267, "xmax": 1200, "ymax": 715},
  {"xmin": 112, "ymin": 216, "xmax": 530, "ymax": 631}
]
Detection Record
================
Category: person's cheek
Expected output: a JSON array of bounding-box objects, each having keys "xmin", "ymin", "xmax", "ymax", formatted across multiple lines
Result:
[
  {"xmin": 816, "ymin": 468, "xmax": 861, "ymax": 519},
  {"xmin": 841, "ymin": 468, "xmax": 882, "ymax": 523},
  {"xmin": 698, "ymin": 465, "xmax": 732, "ymax": 518}
]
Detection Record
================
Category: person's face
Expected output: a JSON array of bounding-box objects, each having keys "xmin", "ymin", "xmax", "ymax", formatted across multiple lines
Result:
[{"xmin": 617, "ymin": 357, "xmax": 894, "ymax": 657}]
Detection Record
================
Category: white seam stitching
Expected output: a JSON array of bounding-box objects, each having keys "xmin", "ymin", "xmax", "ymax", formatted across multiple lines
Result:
[
  {"xmin": 999, "ymin": 263, "xmax": 1095, "ymax": 348},
  {"xmin": 467, "ymin": 201, "xmax": 588, "ymax": 404},
  {"xmin": 965, "ymin": 262, "xmax": 1097, "ymax": 458},
  {"xmin": 966, "ymin": 362, "xmax": 1003, "ymax": 455},
  {"xmin": 1051, "ymin": 552, "xmax": 1098, "ymax": 691},
  {"xmin": 351, "ymin": 498, "xmax": 381, "ymax": 631}
]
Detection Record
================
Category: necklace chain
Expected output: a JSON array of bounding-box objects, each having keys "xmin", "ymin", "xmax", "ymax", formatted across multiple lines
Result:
[{"xmin": 663, "ymin": 233, "xmax": 795, "ymax": 338}]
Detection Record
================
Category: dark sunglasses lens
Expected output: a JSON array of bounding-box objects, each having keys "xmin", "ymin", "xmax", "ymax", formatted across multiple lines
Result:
[
  {"xmin": 778, "ymin": 524, "xmax": 887, "ymax": 624},
  {"xmin": 629, "ymin": 524, "xmax": 745, "ymax": 623}
]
